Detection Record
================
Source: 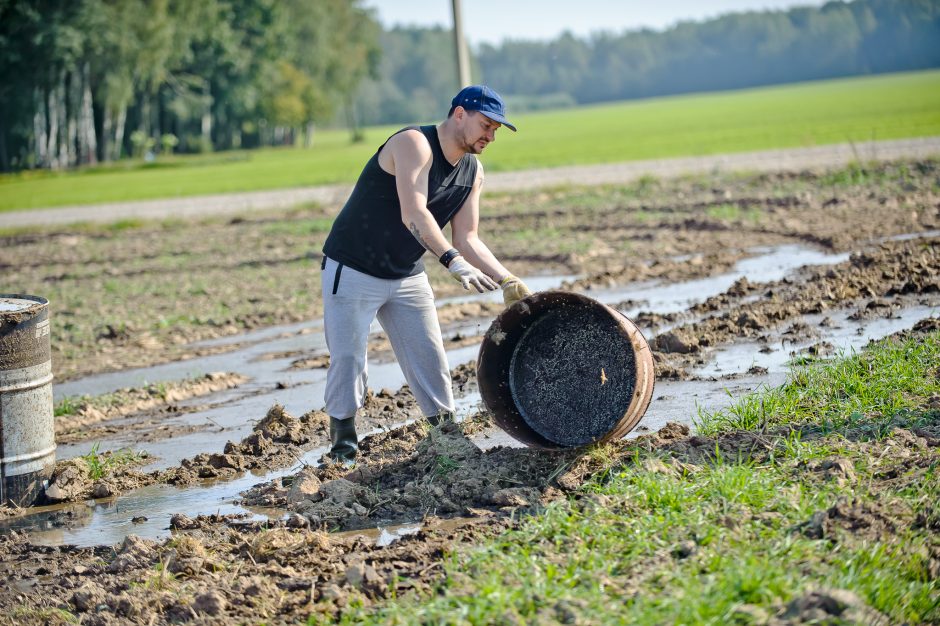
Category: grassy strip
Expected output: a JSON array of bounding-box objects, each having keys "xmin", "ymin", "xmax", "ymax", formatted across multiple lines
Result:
[
  {"xmin": 53, "ymin": 373, "xmax": 246, "ymax": 419},
  {"xmin": 333, "ymin": 330, "xmax": 940, "ymax": 625},
  {"xmin": 696, "ymin": 326, "xmax": 940, "ymax": 435},
  {"xmin": 1, "ymin": 70, "xmax": 938, "ymax": 211}
]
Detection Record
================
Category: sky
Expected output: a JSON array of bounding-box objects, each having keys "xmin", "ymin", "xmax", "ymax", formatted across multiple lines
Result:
[{"xmin": 363, "ymin": 0, "xmax": 830, "ymax": 46}]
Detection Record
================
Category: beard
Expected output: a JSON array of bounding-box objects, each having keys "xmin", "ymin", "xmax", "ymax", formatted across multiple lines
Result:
[{"xmin": 464, "ymin": 135, "xmax": 487, "ymax": 154}]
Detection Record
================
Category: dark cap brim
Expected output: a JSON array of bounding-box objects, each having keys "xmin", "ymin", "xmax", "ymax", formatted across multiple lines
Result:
[{"xmin": 480, "ymin": 112, "xmax": 517, "ymax": 132}]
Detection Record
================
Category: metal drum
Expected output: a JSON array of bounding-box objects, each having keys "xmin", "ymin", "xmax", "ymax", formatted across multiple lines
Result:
[
  {"xmin": 477, "ymin": 291, "xmax": 655, "ymax": 449},
  {"xmin": 0, "ymin": 294, "xmax": 56, "ymax": 507}
]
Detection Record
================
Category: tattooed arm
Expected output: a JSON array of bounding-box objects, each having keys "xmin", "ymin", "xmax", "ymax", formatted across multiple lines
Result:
[{"xmin": 381, "ymin": 129, "xmax": 452, "ymax": 257}]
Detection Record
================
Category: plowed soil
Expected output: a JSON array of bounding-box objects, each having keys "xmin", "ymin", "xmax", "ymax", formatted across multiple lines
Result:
[{"xmin": 0, "ymin": 158, "xmax": 939, "ymax": 624}]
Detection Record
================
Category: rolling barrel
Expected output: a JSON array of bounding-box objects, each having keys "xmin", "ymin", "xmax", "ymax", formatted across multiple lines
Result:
[
  {"xmin": 477, "ymin": 291, "xmax": 654, "ymax": 449},
  {"xmin": 0, "ymin": 295, "xmax": 56, "ymax": 507}
]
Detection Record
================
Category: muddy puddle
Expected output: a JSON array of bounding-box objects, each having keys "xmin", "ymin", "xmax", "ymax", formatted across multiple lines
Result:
[
  {"xmin": 52, "ymin": 241, "xmax": 851, "ymax": 467},
  {"xmin": 9, "ymin": 234, "xmax": 938, "ymax": 548}
]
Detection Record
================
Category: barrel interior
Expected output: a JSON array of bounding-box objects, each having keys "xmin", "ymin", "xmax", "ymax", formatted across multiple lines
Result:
[
  {"xmin": 509, "ymin": 303, "xmax": 637, "ymax": 447},
  {"xmin": 477, "ymin": 291, "xmax": 652, "ymax": 449}
]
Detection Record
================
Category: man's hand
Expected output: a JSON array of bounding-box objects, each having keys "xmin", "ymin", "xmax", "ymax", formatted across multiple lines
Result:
[
  {"xmin": 448, "ymin": 256, "xmax": 499, "ymax": 292},
  {"xmin": 500, "ymin": 275, "xmax": 532, "ymax": 306}
]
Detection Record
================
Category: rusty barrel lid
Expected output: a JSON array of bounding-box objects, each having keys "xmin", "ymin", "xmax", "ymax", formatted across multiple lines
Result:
[
  {"xmin": 0, "ymin": 294, "xmax": 48, "ymax": 318},
  {"xmin": 477, "ymin": 290, "xmax": 655, "ymax": 448}
]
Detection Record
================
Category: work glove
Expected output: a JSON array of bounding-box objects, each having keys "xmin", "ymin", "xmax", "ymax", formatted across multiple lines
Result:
[
  {"xmin": 448, "ymin": 256, "xmax": 499, "ymax": 292},
  {"xmin": 500, "ymin": 274, "xmax": 532, "ymax": 306}
]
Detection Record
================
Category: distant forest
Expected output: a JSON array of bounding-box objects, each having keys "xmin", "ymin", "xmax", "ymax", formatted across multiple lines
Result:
[
  {"xmin": 356, "ymin": 0, "xmax": 940, "ymax": 126},
  {"xmin": 1, "ymin": 0, "xmax": 937, "ymax": 172}
]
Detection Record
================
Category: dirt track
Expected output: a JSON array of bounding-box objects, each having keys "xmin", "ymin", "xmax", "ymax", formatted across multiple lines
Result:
[{"xmin": 1, "ymin": 136, "xmax": 938, "ymax": 228}]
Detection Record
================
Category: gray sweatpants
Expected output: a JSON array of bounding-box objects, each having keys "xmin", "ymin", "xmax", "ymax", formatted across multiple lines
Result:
[{"xmin": 321, "ymin": 257, "xmax": 454, "ymax": 421}]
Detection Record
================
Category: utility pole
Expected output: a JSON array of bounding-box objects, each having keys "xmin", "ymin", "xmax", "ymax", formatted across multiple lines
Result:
[{"xmin": 451, "ymin": 0, "xmax": 471, "ymax": 87}]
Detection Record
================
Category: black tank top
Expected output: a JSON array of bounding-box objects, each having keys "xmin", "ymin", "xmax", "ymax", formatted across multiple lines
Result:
[{"xmin": 322, "ymin": 125, "xmax": 478, "ymax": 278}]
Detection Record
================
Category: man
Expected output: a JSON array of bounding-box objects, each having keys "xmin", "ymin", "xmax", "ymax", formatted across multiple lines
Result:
[{"xmin": 319, "ymin": 85, "xmax": 532, "ymax": 465}]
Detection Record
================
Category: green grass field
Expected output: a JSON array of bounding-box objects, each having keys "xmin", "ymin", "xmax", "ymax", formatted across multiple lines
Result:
[{"xmin": 2, "ymin": 70, "xmax": 939, "ymax": 212}]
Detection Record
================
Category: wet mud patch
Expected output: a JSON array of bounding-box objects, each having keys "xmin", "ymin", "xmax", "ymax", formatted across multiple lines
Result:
[
  {"xmin": 649, "ymin": 236, "xmax": 940, "ymax": 379},
  {"xmin": 249, "ymin": 419, "xmax": 700, "ymax": 532},
  {"xmin": 13, "ymin": 364, "xmax": 477, "ymax": 515},
  {"xmin": 561, "ymin": 249, "xmax": 747, "ymax": 292},
  {"xmin": 1, "ymin": 411, "xmax": 938, "ymax": 623},
  {"xmin": 55, "ymin": 372, "xmax": 248, "ymax": 444}
]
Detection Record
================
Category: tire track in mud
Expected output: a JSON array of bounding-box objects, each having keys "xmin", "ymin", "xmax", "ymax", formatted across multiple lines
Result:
[{"xmin": 24, "ymin": 234, "xmax": 940, "ymax": 510}]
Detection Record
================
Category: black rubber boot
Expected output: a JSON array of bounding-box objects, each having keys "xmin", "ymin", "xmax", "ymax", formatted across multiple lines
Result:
[
  {"xmin": 426, "ymin": 411, "xmax": 456, "ymax": 427},
  {"xmin": 327, "ymin": 417, "xmax": 358, "ymax": 465}
]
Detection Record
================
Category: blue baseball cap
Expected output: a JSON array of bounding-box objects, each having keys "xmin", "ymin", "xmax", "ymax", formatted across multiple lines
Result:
[{"xmin": 451, "ymin": 85, "xmax": 517, "ymax": 132}]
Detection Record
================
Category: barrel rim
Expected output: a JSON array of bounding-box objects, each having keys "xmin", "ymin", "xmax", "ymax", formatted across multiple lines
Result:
[
  {"xmin": 0, "ymin": 294, "xmax": 49, "ymax": 306},
  {"xmin": 0, "ymin": 294, "xmax": 49, "ymax": 317}
]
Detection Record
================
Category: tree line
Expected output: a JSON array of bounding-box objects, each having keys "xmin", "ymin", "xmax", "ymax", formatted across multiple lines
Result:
[
  {"xmin": 357, "ymin": 0, "xmax": 939, "ymax": 125},
  {"xmin": 0, "ymin": 0, "xmax": 379, "ymax": 171},
  {"xmin": 1, "ymin": 0, "xmax": 937, "ymax": 172}
]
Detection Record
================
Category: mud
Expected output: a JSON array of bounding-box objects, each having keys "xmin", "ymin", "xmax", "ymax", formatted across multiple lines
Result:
[
  {"xmin": 648, "ymin": 236, "xmax": 940, "ymax": 379},
  {"xmin": 2, "ymin": 410, "xmax": 937, "ymax": 624},
  {"xmin": 1, "ymin": 160, "xmax": 936, "ymax": 383},
  {"xmin": 34, "ymin": 394, "xmax": 417, "ymax": 506},
  {"xmin": 1, "ymin": 158, "xmax": 939, "ymax": 622},
  {"xmin": 55, "ymin": 372, "xmax": 247, "ymax": 444}
]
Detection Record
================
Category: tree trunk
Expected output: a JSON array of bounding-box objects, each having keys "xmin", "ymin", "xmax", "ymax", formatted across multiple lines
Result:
[
  {"xmin": 65, "ymin": 71, "xmax": 78, "ymax": 168},
  {"xmin": 80, "ymin": 64, "xmax": 98, "ymax": 165},
  {"xmin": 34, "ymin": 88, "xmax": 48, "ymax": 167},
  {"xmin": 113, "ymin": 105, "xmax": 126, "ymax": 161},
  {"xmin": 304, "ymin": 122, "xmax": 315, "ymax": 148},
  {"xmin": 200, "ymin": 83, "xmax": 212, "ymax": 152},
  {"xmin": 49, "ymin": 77, "xmax": 69, "ymax": 170},
  {"xmin": 345, "ymin": 97, "xmax": 363, "ymax": 143},
  {"xmin": 140, "ymin": 93, "xmax": 151, "ymax": 138},
  {"xmin": 46, "ymin": 86, "xmax": 59, "ymax": 169},
  {"xmin": 99, "ymin": 106, "xmax": 112, "ymax": 163}
]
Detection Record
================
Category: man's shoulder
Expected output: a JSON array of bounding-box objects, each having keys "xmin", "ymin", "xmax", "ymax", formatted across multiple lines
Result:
[{"xmin": 386, "ymin": 127, "xmax": 433, "ymax": 158}]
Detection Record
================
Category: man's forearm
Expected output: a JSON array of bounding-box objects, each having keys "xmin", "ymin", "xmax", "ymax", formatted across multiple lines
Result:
[
  {"xmin": 405, "ymin": 208, "xmax": 452, "ymax": 258},
  {"xmin": 455, "ymin": 237, "xmax": 510, "ymax": 282}
]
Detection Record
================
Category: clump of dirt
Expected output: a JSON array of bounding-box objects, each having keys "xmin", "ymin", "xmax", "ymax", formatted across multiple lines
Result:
[
  {"xmin": 775, "ymin": 588, "xmax": 891, "ymax": 625},
  {"xmin": 293, "ymin": 421, "xmax": 550, "ymax": 529},
  {"xmin": 43, "ymin": 454, "xmax": 153, "ymax": 505},
  {"xmin": 160, "ymin": 404, "xmax": 326, "ymax": 485},
  {"xmin": 797, "ymin": 498, "xmax": 909, "ymax": 543}
]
